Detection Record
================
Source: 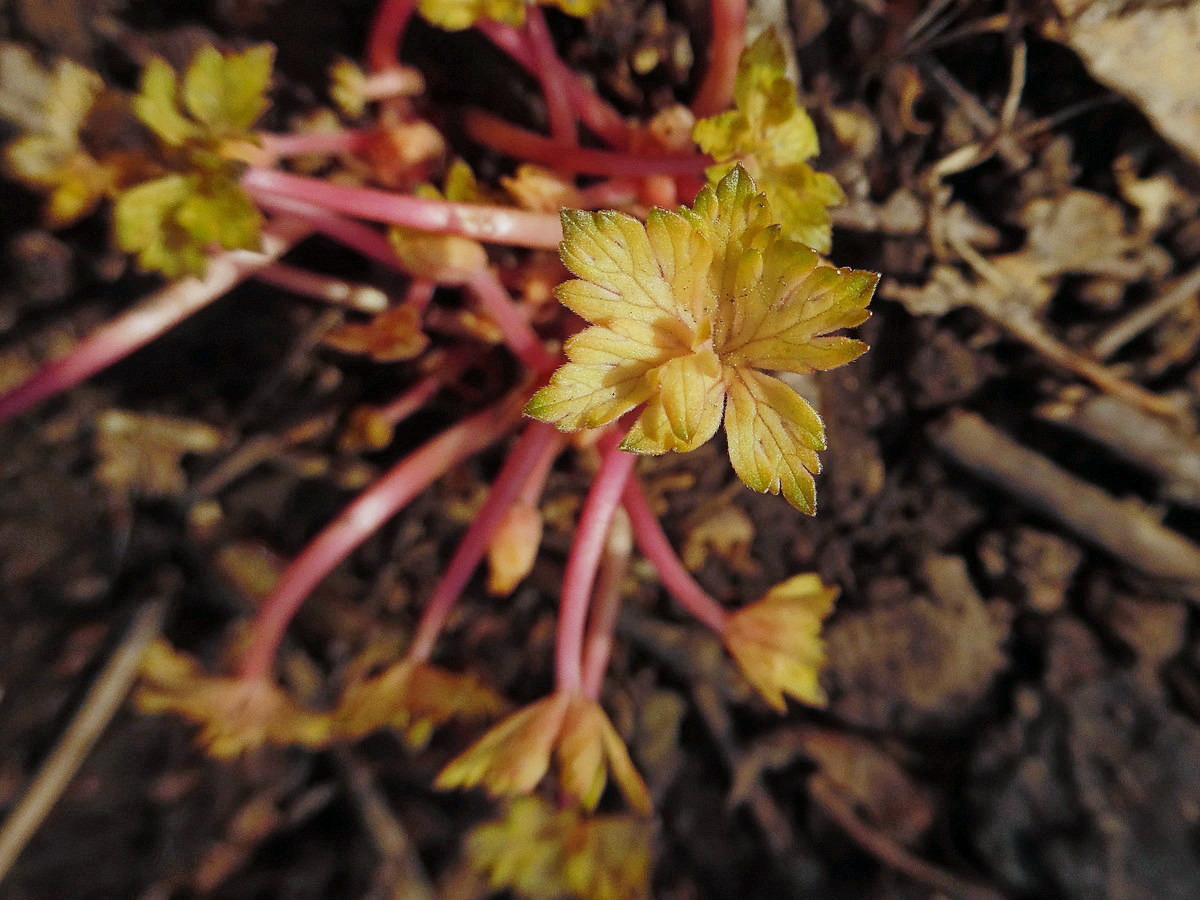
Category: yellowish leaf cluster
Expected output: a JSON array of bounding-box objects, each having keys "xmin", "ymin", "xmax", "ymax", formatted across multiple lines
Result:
[
  {"xmin": 134, "ymin": 640, "xmax": 330, "ymax": 758},
  {"xmin": 693, "ymin": 30, "xmax": 844, "ymax": 253},
  {"xmin": 436, "ymin": 691, "xmax": 652, "ymax": 813},
  {"xmin": 136, "ymin": 640, "xmax": 504, "ymax": 755},
  {"xmin": 466, "ymin": 796, "xmax": 652, "ymax": 900},
  {"xmin": 526, "ymin": 165, "xmax": 877, "ymax": 512},
  {"xmin": 114, "ymin": 45, "xmax": 274, "ymax": 276},
  {"xmin": 3, "ymin": 57, "xmax": 137, "ymax": 226},
  {"xmin": 418, "ymin": 0, "xmax": 600, "ymax": 31},
  {"xmin": 724, "ymin": 573, "xmax": 838, "ymax": 710},
  {"xmin": 334, "ymin": 658, "xmax": 506, "ymax": 747}
]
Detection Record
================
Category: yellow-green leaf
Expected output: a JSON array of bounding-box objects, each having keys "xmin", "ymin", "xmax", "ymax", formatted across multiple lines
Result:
[
  {"xmin": 132, "ymin": 57, "xmax": 200, "ymax": 146},
  {"xmin": 724, "ymin": 573, "xmax": 837, "ymax": 710},
  {"xmin": 533, "ymin": 166, "xmax": 876, "ymax": 512},
  {"xmin": 723, "ymin": 367, "xmax": 824, "ymax": 514},
  {"xmin": 620, "ymin": 351, "xmax": 725, "ymax": 454},
  {"xmin": 417, "ymin": 0, "xmax": 600, "ymax": 31},
  {"xmin": 182, "ymin": 44, "xmax": 274, "ymax": 136},
  {"xmin": 466, "ymin": 797, "xmax": 652, "ymax": 900},
  {"xmin": 692, "ymin": 29, "xmax": 842, "ymax": 252}
]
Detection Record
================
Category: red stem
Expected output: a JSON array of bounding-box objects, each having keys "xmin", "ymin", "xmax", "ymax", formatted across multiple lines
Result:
[
  {"xmin": 581, "ymin": 508, "xmax": 632, "ymax": 699},
  {"xmin": 465, "ymin": 110, "xmax": 709, "ymax": 177},
  {"xmin": 465, "ymin": 267, "xmax": 558, "ymax": 372},
  {"xmin": 238, "ymin": 391, "xmax": 525, "ymax": 679},
  {"xmin": 622, "ymin": 477, "xmax": 729, "ymax": 634},
  {"xmin": 246, "ymin": 192, "xmax": 405, "ymax": 272},
  {"xmin": 376, "ymin": 376, "xmax": 437, "ymax": 426},
  {"xmin": 407, "ymin": 421, "xmax": 564, "ymax": 662},
  {"xmin": 691, "ymin": 0, "xmax": 746, "ymax": 118},
  {"xmin": 253, "ymin": 262, "xmax": 388, "ymax": 312},
  {"xmin": 555, "ymin": 429, "xmax": 638, "ymax": 693},
  {"xmin": 523, "ymin": 8, "xmax": 576, "ymax": 144},
  {"xmin": 367, "ymin": 0, "xmax": 416, "ymax": 73},
  {"xmin": 258, "ymin": 130, "xmax": 373, "ymax": 161},
  {"xmin": 476, "ymin": 20, "xmax": 630, "ymax": 148},
  {"xmin": 242, "ymin": 168, "xmax": 563, "ymax": 249},
  {"xmin": 0, "ymin": 218, "xmax": 312, "ymax": 426}
]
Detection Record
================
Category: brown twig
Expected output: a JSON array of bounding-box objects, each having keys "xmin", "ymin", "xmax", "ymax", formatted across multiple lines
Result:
[
  {"xmin": 932, "ymin": 411, "xmax": 1200, "ymax": 591},
  {"xmin": 809, "ymin": 776, "xmax": 1004, "ymax": 900},
  {"xmin": 1091, "ymin": 262, "xmax": 1200, "ymax": 361},
  {"xmin": 0, "ymin": 601, "xmax": 166, "ymax": 883}
]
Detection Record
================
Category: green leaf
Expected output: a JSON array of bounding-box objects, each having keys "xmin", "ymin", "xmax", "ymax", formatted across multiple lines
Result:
[
  {"xmin": 182, "ymin": 44, "xmax": 274, "ymax": 135},
  {"xmin": 692, "ymin": 29, "xmax": 842, "ymax": 253},
  {"xmin": 132, "ymin": 57, "xmax": 200, "ymax": 146}
]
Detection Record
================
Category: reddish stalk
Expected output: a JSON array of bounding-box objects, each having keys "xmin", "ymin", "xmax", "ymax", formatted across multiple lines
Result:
[
  {"xmin": 581, "ymin": 508, "xmax": 633, "ymax": 699},
  {"xmin": 465, "ymin": 110, "xmax": 709, "ymax": 177},
  {"xmin": 254, "ymin": 262, "xmax": 388, "ymax": 312},
  {"xmin": 0, "ymin": 218, "xmax": 312, "ymax": 426},
  {"xmin": 379, "ymin": 371, "xmax": 447, "ymax": 425},
  {"xmin": 238, "ymin": 390, "xmax": 526, "ymax": 680},
  {"xmin": 465, "ymin": 267, "xmax": 558, "ymax": 372},
  {"xmin": 366, "ymin": 0, "xmax": 416, "ymax": 73},
  {"xmin": 404, "ymin": 278, "xmax": 436, "ymax": 312},
  {"xmin": 258, "ymin": 130, "xmax": 373, "ymax": 161},
  {"xmin": 247, "ymin": 193, "xmax": 405, "ymax": 272},
  {"xmin": 242, "ymin": 168, "xmax": 563, "ymax": 249},
  {"xmin": 407, "ymin": 421, "xmax": 565, "ymax": 662},
  {"xmin": 476, "ymin": 20, "xmax": 630, "ymax": 148},
  {"xmin": 622, "ymin": 478, "xmax": 729, "ymax": 634},
  {"xmin": 523, "ymin": 7, "xmax": 577, "ymax": 144},
  {"xmin": 555, "ymin": 429, "xmax": 638, "ymax": 693},
  {"xmin": 691, "ymin": 0, "xmax": 746, "ymax": 118}
]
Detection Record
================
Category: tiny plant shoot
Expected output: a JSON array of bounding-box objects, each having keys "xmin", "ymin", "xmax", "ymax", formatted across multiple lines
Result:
[{"xmin": 1, "ymin": 1, "xmax": 878, "ymax": 893}]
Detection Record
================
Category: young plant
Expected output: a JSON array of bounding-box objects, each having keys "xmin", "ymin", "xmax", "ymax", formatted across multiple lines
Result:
[{"xmin": 1, "ymin": 5, "xmax": 878, "ymax": 893}]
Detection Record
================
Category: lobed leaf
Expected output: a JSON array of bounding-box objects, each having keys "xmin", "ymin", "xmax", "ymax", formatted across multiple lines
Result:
[
  {"xmin": 725, "ymin": 573, "xmax": 838, "ymax": 710},
  {"xmin": 723, "ymin": 368, "xmax": 825, "ymax": 514},
  {"xmin": 182, "ymin": 44, "xmax": 274, "ymax": 136}
]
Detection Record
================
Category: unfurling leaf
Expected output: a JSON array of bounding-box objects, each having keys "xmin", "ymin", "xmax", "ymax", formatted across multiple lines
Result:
[
  {"xmin": 527, "ymin": 165, "xmax": 877, "ymax": 512},
  {"xmin": 467, "ymin": 796, "xmax": 652, "ymax": 900},
  {"xmin": 322, "ymin": 304, "xmax": 430, "ymax": 362},
  {"xmin": 135, "ymin": 640, "xmax": 330, "ymax": 757},
  {"xmin": 436, "ymin": 691, "xmax": 651, "ymax": 813},
  {"xmin": 724, "ymin": 573, "xmax": 837, "ymax": 710},
  {"xmin": 388, "ymin": 162, "xmax": 489, "ymax": 283},
  {"xmin": 487, "ymin": 501, "xmax": 543, "ymax": 594},
  {"xmin": 692, "ymin": 29, "xmax": 843, "ymax": 253}
]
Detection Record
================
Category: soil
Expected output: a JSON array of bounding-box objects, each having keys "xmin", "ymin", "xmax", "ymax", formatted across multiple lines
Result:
[{"xmin": 2, "ymin": 1, "xmax": 1200, "ymax": 898}]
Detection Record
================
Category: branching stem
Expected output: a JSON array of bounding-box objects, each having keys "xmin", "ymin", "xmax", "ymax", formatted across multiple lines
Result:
[
  {"xmin": 622, "ymin": 477, "xmax": 729, "ymax": 633},
  {"xmin": 238, "ymin": 390, "xmax": 526, "ymax": 680},
  {"xmin": 407, "ymin": 421, "xmax": 564, "ymax": 662},
  {"xmin": 0, "ymin": 218, "xmax": 312, "ymax": 425},
  {"xmin": 476, "ymin": 19, "xmax": 630, "ymax": 147},
  {"xmin": 242, "ymin": 168, "xmax": 563, "ymax": 249},
  {"xmin": 466, "ymin": 267, "xmax": 558, "ymax": 372},
  {"xmin": 464, "ymin": 110, "xmax": 709, "ymax": 177},
  {"xmin": 523, "ymin": 7, "xmax": 576, "ymax": 144},
  {"xmin": 691, "ymin": 0, "xmax": 746, "ymax": 118}
]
